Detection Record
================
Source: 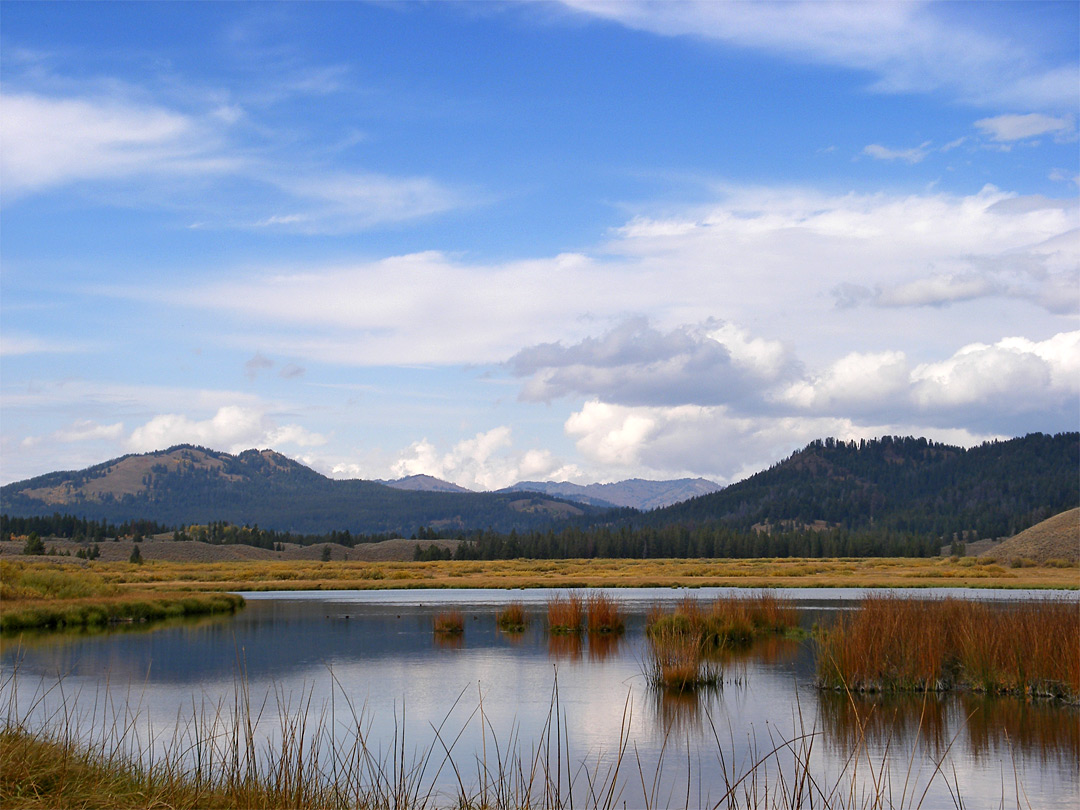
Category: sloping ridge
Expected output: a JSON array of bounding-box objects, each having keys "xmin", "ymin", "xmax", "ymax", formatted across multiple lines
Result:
[
  {"xmin": 646, "ymin": 433, "xmax": 1079, "ymax": 542},
  {"xmin": 982, "ymin": 508, "xmax": 1080, "ymax": 563},
  {"xmin": 0, "ymin": 444, "xmax": 604, "ymax": 535}
]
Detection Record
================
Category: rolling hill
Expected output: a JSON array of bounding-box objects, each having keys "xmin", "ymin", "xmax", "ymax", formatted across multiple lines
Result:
[
  {"xmin": 982, "ymin": 508, "xmax": 1080, "ymax": 564},
  {"xmin": 646, "ymin": 432, "xmax": 1079, "ymax": 542},
  {"xmin": 0, "ymin": 445, "xmax": 612, "ymax": 535}
]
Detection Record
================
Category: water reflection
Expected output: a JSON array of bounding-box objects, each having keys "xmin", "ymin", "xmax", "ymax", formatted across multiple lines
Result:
[
  {"xmin": 651, "ymin": 684, "xmax": 722, "ymax": 737},
  {"xmin": 962, "ymin": 693, "xmax": 1080, "ymax": 764},
  {"xmin": 817, "ymin": 690, "xmax": 951, "ymax": 756},
  {"xmin": 3, "ymin": 589, "xmax": 1077, "ymax": 809},
  {"xmin": 547, "ymin": 633, "xmax": 582, "ymax": 661},
  {"xmin": 587, "ymin": 632, "xmax": 622, "ymax": 662},
  {"xmin": 817, "ymin": 689, "xmax": 1079, "ymax": 766}
]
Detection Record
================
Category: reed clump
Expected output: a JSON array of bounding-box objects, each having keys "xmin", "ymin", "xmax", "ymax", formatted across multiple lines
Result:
[
  {"xmin": 645, "ymin": 624, "xmax": 719, "ymax": 692},
  {"xmin": 816, "ymin": 596, "xmax": 1079, "ymax": 700},
  {"xmin": 495, "ymin": 601, "xmax": 527, "ymax": 633},
  {"xmin": 546, "ymin": 591, "xmax": 584, "ymax": 634},
  {"xmin": 585, "ymin": 591, "xmax": 624, "ymax": 635},
  {"xmin": 645, "ymin": 590, "xmax": 799, "ymax": 650},
  {"xmin": 432, "ymin": 610, "xmax": 464, "ymax": 635}
]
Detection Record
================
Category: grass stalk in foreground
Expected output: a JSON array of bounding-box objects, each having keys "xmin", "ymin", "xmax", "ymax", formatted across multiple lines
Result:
[{"xmin": 2, "ymin": 662, "xmax": 1023, "ymax": 810}]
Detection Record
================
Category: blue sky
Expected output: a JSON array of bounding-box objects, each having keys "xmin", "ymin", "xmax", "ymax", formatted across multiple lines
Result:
[{"xmin": 2, "ymin": 1, "xmax": 1077, "ymax": 488}]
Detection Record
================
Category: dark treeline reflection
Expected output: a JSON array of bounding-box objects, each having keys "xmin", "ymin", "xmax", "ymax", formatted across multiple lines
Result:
[{"xmin": 817, "ymin": 690, "xmax": 1079, "ymax": 765}]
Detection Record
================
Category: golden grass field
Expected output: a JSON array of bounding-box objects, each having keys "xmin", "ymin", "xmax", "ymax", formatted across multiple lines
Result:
[{"xmin": 5, "ymin": 554, "xmax": 1077, "ymax": 596}]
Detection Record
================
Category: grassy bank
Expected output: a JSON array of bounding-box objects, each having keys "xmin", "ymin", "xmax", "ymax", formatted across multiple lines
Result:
[
  {"xmin": 0, "ymin": 560, "xmax": 244, "ymax": 633},
  {"xmin": 817, "ymin": 595, "xmax": 1080, "ymax": 700},
  {"xmin": 5, "ymin": 555, "xmax": 1074, "ymax": 596}
]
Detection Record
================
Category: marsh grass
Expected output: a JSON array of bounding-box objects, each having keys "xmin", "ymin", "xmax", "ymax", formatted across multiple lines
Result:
[
  {"xmin": 546, "ymin": 592, "xmax": 584, "ymax": 634},
  {"xmin": 645, "ymin": 625, "xmax": 720, "ymax": 692},
  {"xmin": 432, "ymin": 611, "xmax": 464, "ymax": 636},
  {"xmin": 1, "ymin": 559, "xmax": 245, "ymax": 633},
  {"xmin": 496, "ymin": 602, "xmax": 527, "ymax": 633},
  {"xmin": 585, "ymin": 591, "xmax": 624, "ymax": 635},
  {"xmin": 645, "ymin": 591, "xmax": 799, "ymax": 649},
  {"xmin": 1, "ymin": 592, "xmax": 245, "ymax": 633},
  {"xmin": 816, "ymin": 596, "xmax": 1080, "ymax": 700}
]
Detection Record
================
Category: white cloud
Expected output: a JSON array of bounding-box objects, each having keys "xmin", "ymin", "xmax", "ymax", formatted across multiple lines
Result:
[
  {"xmin": 152, "ymin": 185, "xmax": 1078, "ymax": 368},
  {"xmin": 54, "ymin": 420, "xmax": 125, "ymax": 443},
  {"xmin": 126, "ymin": 405, "xmax": 326, "ymax": 454},
  {"xmin": 259, "ymin": 172, "xmax": 467, "ymax": 233},
  {"xmin": 862, "ymin": 142, "xmax": 931, "ymax": 164},
  {"xmin": 390, "ymin": 426, "xmax": 580, "ymax": 490},
  {"xmin": 780, "ymin": 331, "xmax": 1080, "ymax": 431},
  {"xmin": 563, "ymin": 398, "xmax": 999, "ymax": 483},
  {"xmin": 511, "ymin": 317, "xmax": 796, "ymax": 407},
  {"xmin": 558, "ymin": 1, "xmax": 1078, "ymax": 109},
  {"xmin": 0, "ymin": 92, "xmax": 232, "ymax": 200},
  {"xmin": 0, "ymin": 89, "xmax": 469, "ymax": 228},
  {"xmin": 974, "ymin": 113, "xmax": 1072, "ymax": 141},
  {"xmin": 783, "ymin": 351, "xmax": 910, "ymax": 413}
]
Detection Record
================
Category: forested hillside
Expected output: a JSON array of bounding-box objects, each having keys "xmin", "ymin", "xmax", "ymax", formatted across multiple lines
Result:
[{"xmin": 651, "ymin": 433, "xmax": 1078, "ymax": 540}]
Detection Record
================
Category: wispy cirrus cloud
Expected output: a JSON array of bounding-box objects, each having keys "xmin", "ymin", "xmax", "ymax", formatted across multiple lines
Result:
[
  {"xmin": 861, "ymin": 141, "xmax": 932, "ymax": 164},
  {"xmin": 974, "ymin": 113, "xmax": 1073, "ymax": 142},
  {"xmin": 557, "ymin": 1, "xmax": 1078, "ymax": 110},
  {"xmin": 0, "ymin": 88, "xmax": 472, "ymax": 229},
  {"xmin": 0, "ymin": 92, "xmax": 234, "ymax": 200}
]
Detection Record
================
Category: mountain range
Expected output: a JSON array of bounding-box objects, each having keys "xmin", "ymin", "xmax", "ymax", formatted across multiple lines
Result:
[
  {"xmin": 378, "ymin": 475, "xmax": 721, "ymax": 509},
  {"xmin": 2, "ymin": 432, "xmax": 1076, "ymax": 546},
  {"xmin": 0, "ymin": 446, "xmax": 616, "ymax": 536}
]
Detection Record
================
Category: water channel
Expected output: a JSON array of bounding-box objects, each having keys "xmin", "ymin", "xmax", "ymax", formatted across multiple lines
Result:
[{"xmin": 3, "ymin": 588, "xmax": 1077, "ymax": 808}]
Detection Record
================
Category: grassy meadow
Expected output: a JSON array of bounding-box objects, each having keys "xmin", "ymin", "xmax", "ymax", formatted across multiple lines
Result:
[{"xmin": 5, "ymin": 554, "xmax": 1076, "ymax": 597}]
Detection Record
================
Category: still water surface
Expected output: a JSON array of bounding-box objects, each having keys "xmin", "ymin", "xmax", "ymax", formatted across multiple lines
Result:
[{"xmin": 4, "ymin": 588, "xmax": 1077, "ymax": 808}]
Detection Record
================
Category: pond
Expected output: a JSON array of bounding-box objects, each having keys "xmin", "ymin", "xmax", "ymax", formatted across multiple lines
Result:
[{"xmin": 3, "ymin": 588, "xmax": 1077, "ymax": 808}]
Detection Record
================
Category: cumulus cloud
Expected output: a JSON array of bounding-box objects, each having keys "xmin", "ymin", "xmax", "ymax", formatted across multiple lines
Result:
[
  {"xmin": 862, "ymin": 142, "xmax": 931, "ymax": 163},
  {"xmin": 781, "ymin": 331, "xmax": 1080, "ymax": 433},
  {"xmin": 974, "ymin": 113, "xmax": 1072, "ymax": 141},
  {"xmin": 558, "ymin": 1, "xmax": 1078, "ymax": 109},
  {"xmin": 548, "ymin": 327, "xmax": 1079, "ymax": 480},
  {"xmin": 510, "ymin": 317, "xmax": 796, "ymax": 407},
  {"xmin": 126, "ymin": 405, "xmax": 326, "ymax": 454},
  {"xmin": 563, "ymin": 399, "xmax": 999, "ymax": 483},
  {"xmin": 391, "ymin": 427, "xmax": 580, "ymax": 490}
]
